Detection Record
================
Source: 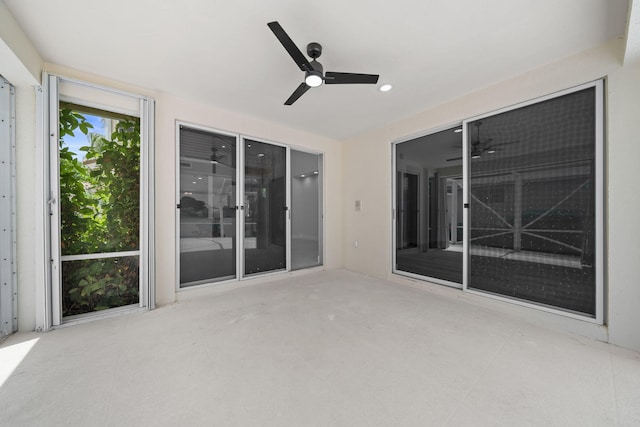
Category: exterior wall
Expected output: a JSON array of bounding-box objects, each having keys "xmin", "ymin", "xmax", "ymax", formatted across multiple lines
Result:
[{"xmin": 342, "ymin": 39, "xmax": 640, "ymax": 352}]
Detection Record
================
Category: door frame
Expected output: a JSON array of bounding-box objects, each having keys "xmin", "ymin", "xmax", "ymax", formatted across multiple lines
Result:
[{"xmin": 44, "ymin": 73, "xmax": 155, "ymax": 327}]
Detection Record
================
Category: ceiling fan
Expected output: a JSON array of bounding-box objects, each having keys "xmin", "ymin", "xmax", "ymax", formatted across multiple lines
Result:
[{"xmin": 267, "ymin": 21, "xmax": 379, "ymax": 105}]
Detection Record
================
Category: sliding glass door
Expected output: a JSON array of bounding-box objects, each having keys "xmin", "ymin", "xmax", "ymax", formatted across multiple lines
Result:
[
  {"xmin": 178, "ymin": 126, "xmax": 323, "ymax": 287},
  {"xmin": 179, "ymin": 126, "xmax": 237, "ymax": 287},
  {"xmin": 242, "ymin": 138, "xmax": 287, "ymax": 276},
  {"xmin": 465, "ymin": 82, "xmax": 603, "ymax": 318},
  {"xmin": 393, "ymin": 126, "xmax": 464, "ymax": 286},
  {"xmin": 392, "ymin": 81, "xmax": 603, "ymax": 321}
]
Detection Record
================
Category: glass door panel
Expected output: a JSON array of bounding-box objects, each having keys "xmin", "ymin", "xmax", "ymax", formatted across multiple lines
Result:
[
  {"xmin": 291, "ymin": 150, "xmax": 322, "ymax": 270},
  {"xmin": 243, "ymin": 139, "xmax": 287, "ymax": 276},
  {"xmin": 179, "ymin": 126, "xmax": 237, "ymax": 286},
  {"xmin": 466, "ymin": 86, "xmax": 599, "ymax": 316},
  {"xmin": 394, "ymin": 126, "xmax": 463, "ymax": 285}
]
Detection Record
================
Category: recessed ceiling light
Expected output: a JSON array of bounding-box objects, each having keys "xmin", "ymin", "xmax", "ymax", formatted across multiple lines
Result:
[
  {"xmin": 221, "ymin": 145, "xmax": 226, "ymax": 148},
  {"xmin": 379, "ymin": 84, "xmax": 392, "ymax": 92},
  {"xmin": 301, "ymin": 174, "xmax": 306, "ymax": 178},
  {"xmin": 257, "ymin": 153, "xmax": 265, "ymax": 157},
  {"xmin": 454, "ymin": 128, "xmax": 462, "ymax": 133},
  {"xmin": 192, "ymin": 181, "xmax": 197, "ymax": 184},
  {"xmin": 314, "ymin": 171, "xmax": 319, "ymax": 174},
  {"xmin": 198, "ymin": 177, "xmax": 203, "ymax": 180}
]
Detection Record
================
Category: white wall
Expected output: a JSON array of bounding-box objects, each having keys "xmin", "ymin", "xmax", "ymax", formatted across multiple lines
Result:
[
  {"xmin": 606, "ymin": 59, "xmax": 640, "ymax": 350},
  {"xmin": 342, "ymin": 39, "xmax": 640, "ymax": 352}
]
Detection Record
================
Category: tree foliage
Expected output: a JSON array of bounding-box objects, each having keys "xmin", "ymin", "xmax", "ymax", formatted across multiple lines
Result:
[{"xmin": 59, "ymin": 108, "xmax": 140, "ymax": 316}]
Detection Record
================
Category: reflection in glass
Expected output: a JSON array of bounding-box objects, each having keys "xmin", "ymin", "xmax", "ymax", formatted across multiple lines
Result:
[
  {"xmin": 244, "ymin": 139, "xmax": 287, "ymax": 275},
  {"xmin": 62, "ymin": 256, "xmax": 139, "ymax": 317},
  {"xmin": 468, "ymin": 87, "xmax": 597, "ymax": 315},
  {"xmin": 291, "ymin": 150, "xmax": 322, "ymax": 270},
  {"xmin": 395, "ymin": 127, "xmax": 463, "ymax": 284},
  {"xmin": 179, "ymin": 127, "xmax": 237, "ymax": 286}
]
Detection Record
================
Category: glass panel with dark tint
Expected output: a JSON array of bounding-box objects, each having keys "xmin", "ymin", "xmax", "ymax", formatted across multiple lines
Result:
[
  {"xmin": 244, "ymin": 139, "xmax": 287, "ymax": 275},
  {"xmin": 468, "ymin": 87, "xmax": 597, "ymax": 316},
  {"xmin": 291, "ymin": 150, "xmax": 322, "ymax": 270},
  {"xmin": 394, "ymin": 127, "xmax": 464, "ymax": 284},
  {"xmin": 179, "ymin": 127, "xmax": 237, "ymax": 286}
]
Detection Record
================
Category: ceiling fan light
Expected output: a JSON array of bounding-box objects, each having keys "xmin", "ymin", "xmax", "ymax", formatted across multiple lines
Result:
[{"xmin": 305, "ymin": 71, "xmax": 323, "ymax": 87}]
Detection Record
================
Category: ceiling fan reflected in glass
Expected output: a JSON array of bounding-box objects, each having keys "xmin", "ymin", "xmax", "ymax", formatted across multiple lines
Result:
[
  {"xmin": 447, "ymin": 122, "xmax": 517, "ymax": 162},
  {"xmin": 267, "ymin": 21, "xmax": 380, "ymax": 105}
]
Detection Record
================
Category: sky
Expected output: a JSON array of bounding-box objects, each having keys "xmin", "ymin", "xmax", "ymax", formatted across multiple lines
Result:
[{"xmin": 61, "ymin": 113, "xmax": 107, "ymax": 161}]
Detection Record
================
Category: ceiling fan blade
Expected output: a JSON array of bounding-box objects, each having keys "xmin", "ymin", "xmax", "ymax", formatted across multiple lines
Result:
[
  {"xmin": 447, "ymin": 157, "xmax": 463, "ymax": 162},
  {"xmin": 285, "ymin": 83, "xmax": 311, "ymax": 105},
  {"xmin": 324, "ymin": 72, "xmax": 379, "ymax": 84},
  {"xmin": 267, "ymin": 21, "xmax": 314, "ymax": 73}
]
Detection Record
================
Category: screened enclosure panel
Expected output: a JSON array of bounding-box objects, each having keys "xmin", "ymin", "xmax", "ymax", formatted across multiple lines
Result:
[
  {"xmin": 179, "ymin": 127, "xmax": 237, "ymax": 286},
  {"xmin": 467, "ymin": 86, "xmax": 598, "ymax": 316}
]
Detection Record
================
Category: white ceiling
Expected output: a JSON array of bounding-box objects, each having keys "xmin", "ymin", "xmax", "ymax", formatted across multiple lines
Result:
[{"xmin": 4, "ymin": 0, "xmax": 630, "ymax": 140}]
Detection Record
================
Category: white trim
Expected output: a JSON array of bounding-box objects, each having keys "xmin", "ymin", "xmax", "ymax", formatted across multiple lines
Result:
[
  {"xmin": 286, "ymin": 146, "xmax": 292, "ymax": 272},
  {"xmin": 48, "ymin": 74, "xmax": 62, "ymax": 326},
  {"xmin": 594, "ymin": 80, "xmax": 604, "ymax": 324},
  {"xmin": 58, "ymin": 95, "xmax": 139, "ymax": 118},
  {"xmin": 53, "ymin": 75, "xmax": 148, "ymax": 100},
  {"xmin": 144, "ymin": 99, "xmax": 156, "ymax": 309},
  {"xmin": 35, "ymin": 82, "xmax": 51, "ymax": 332},
  {"xmin": 60, "ymin": 251, "xmax": 140, "ymax": 262},
  {"xmin": 393, "ymin": 271, "xmax": 463, "ymax": 290}
]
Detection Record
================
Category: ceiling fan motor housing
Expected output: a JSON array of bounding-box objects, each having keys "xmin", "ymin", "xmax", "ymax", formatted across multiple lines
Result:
[{"xmin": 307, "ymin": 42, "xmax": 322, "ymax": 59}]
